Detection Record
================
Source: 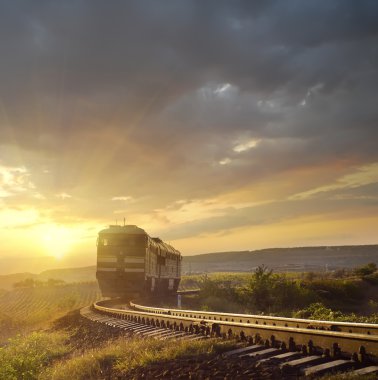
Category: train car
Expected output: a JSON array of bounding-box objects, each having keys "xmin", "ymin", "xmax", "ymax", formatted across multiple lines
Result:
[{"xmin": 96, "ymin": 225, "xmax": 182, "ymax": 297}]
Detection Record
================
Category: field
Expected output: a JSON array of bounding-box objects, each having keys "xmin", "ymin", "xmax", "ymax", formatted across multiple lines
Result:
[{"xmin": 0, "ymin": 282, "xmax": 101, "ymax": 343}]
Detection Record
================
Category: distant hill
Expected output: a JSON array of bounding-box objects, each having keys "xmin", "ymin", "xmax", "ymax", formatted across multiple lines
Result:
[
  {"xmin": 0, "ymin": 256, "xmax": 58, "ymax": 275},
  {"xmin": 0, "ymin": 266, "xmax": 97, "ymax": 290},
  {"xmin": 182, "ymin": 245, "xmax": 378, "ymax": 274},
  {"xmin": 38, "ymin": 266, "xmax": 96, "ymax": 283},
  {"xmin": 1, "ymin": 245, "xmax": 377, "ymax": 289}
]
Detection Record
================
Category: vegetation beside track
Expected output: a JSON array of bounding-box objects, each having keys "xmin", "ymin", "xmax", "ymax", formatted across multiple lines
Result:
[
  {"xmin": 1, "ymin": 264, "xmax": 377, "ymax": 378},
  {"xmin": 0, "ymin": 310, "xmax": 239, "ymax": 380},
  {"xmin": 0, "ymin": 331, "xmax": 70, "ymax": 380},
  {"xmin": 181, "ymin": 264, "xmax": 378, "ymax": 323}
]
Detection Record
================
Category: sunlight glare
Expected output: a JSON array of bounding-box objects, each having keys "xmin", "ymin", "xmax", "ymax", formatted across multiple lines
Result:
[{"xmin": 41, "ymin": 224, "xmax": 75, "ymax": 260}]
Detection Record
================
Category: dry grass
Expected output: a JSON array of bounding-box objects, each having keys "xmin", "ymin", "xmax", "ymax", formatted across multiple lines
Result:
[
  {"xmin": 40, "ymin": 337, "xmax": 234, "ymax": 380},
  {"xmin": 0, "ymin": 331, "xmax": 70, "ymax": 380}
]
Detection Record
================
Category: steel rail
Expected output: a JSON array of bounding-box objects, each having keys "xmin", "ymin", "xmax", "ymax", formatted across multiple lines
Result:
[
  {"xmin": 129, "ymin": 302, "xmax": 378, "ymax": 336},
  {"xmin": 93, "ymin": 300, "xmax": 378, "ymax": 357},
  {"xmin": 176, "ymin": 288, "xmax": 200, "ymax": 295}
]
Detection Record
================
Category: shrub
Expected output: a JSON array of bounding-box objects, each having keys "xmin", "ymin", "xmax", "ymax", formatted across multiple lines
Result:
[
  {"xmin": 293, "ymin": 302, "xmax": 378, "ymax": 324},
  {"xmin": 303, "ymin": 278, "xmax": 364, "ymax": 310},
  {"xmin": 354, "ymin": 262, "xmax": 377, "ymax": 277}
]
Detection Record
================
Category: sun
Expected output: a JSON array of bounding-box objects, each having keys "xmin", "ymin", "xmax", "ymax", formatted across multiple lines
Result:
[{"xmin": 41, "ymin": 224, "xmax": 74, "ymax": 260}]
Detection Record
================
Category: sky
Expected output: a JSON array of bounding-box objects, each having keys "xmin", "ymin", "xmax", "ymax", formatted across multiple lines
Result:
[{"xmin": 0, "ymin": 1, "xmax": 378, "ymax": 270}]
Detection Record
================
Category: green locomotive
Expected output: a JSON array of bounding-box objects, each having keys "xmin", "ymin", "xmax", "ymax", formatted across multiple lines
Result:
[{"xmin": 96, "ymin": 225, "xmax": 181, "ymax": 297}]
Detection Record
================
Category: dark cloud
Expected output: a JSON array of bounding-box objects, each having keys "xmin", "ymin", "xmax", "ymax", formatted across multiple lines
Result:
[{"xmin": 0, "ymin": 0, "xmax": 377, "ymax": 233}]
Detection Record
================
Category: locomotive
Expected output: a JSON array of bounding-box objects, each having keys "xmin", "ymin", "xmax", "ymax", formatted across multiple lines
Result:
[{"xmin": 96, "ymin": 224, "xmax": 182, "ymax": 297}]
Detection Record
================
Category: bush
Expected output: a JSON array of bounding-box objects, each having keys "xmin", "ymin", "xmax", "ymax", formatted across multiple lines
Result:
[
  {"xmin": 293, "ymin": 302, "xmax": 378, "ymax": 324},
  {"xmin": 303, "ymin": 278, "xmax": 364, "ymax": 310},
  {"xmin": 198, "ymin": 275, "xmax": 244, "ymax": 312},
  {"xmin": 361, "ymin": 272, "xmax": 378, "ymax": 285},
  {"xmin": 354, "ymin": 262, "xmax": 377, "ymax": 277}
]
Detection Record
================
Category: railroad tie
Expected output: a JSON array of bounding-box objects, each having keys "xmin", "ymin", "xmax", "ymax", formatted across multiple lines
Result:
[
  {"xmin": 281, "ymin": 355, "xmax": 327, "ymax": 370},
  {"xmin": 244, "ymin": 348, "xmax": 282, "ymax": 360},
  {"xmin": 262, "ymin": 351, "xmax": 302, "ymax": 363},
  {"xmin": 349, "ymin": 365, "xmax": 378, "ymax": 376},
  {"xmin": 303, "ymin": 359, "xmax": 354, "ymax": 376},
  {"xmin": 223, "ymin": 344, "xmax": 264, "ymax": 358}
]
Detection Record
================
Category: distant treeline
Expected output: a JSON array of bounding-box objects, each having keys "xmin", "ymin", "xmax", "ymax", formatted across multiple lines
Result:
[{"xmin": 13, "ymin": 278, "xmax": 96, "ymax": 288}]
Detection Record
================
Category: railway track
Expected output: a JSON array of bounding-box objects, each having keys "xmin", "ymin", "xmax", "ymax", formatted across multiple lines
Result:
[
  {"xmin": 130, "ymin": 301, "xmax": 378, "ymax": 336},
  {"xmin": 81, "ymin": 300, "xmax": 378, "ymax": 377}
]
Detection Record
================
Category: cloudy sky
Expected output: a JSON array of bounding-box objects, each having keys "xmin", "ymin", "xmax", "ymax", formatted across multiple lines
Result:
[{"xmin": 1, "ymin": 0, "xmax": 377, "ymax": 268}]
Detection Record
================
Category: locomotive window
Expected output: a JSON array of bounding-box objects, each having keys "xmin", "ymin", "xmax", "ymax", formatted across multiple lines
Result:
[
  {"xmin": 98, "ymin": 238, "xmax": 108, "ymax": 246},
  {"xmin": 99, "ymin": 235, "xmax": 146, "ymax": 246}
]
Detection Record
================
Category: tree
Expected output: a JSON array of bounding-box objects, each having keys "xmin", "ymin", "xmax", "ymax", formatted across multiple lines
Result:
[
  {"xmin": 354, "ymin": 262, "xmax": 377, "ymax": 277},
  {"xmin": 246, "ymin": 265, "xmax": 274, "ymax": 312},
  {"xmin": 47, "ymin": 278, "xmax": 65, "ymax": 287},
  {"xmin": 13, "ymin": 278, "xmax": 35, "ymax": 288}
]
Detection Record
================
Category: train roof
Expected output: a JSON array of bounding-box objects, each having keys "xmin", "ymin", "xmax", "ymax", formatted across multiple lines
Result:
[
  {"xmin": 99, "ymin": 225, "xmax": 147, "ymax": 235},
  {"xmin": 98, "ymin": 225, "xmax": 181, "ymax": 256},
  {"xmin": 150, "ymin": 237, "xmax": 180, "ymax": 256}
]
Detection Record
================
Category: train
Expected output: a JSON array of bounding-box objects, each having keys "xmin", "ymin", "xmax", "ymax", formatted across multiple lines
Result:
[{"xmin": 96, "ymin": 224, "xmax": 182, "ymax": 297}]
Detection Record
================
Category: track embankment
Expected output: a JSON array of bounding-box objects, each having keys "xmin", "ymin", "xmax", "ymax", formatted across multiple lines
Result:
[{"xmin": 80, "ymin": 300, "xmax": 378, "ymax": 378}]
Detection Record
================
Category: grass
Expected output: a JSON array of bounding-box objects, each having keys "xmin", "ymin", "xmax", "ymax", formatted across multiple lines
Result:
[
  {"xmin": 0, "ymin": 331, "xmax": 70, "ymax": 380},
  {"xmin": 180, "ymin": 272, "xmax": 251, "ymax": 288},
  {"xmin": 40, "ymin": 337, "xmax": 234, "ymax": 380}
]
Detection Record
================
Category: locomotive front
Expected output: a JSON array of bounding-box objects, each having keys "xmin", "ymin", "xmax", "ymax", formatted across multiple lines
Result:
[
  {"xmin": 96, "ymin": 225, "xmax": 147, "ymax": 297},
  {"xmin": 96, "ymin": 224, "xmax": 182, "ymax": 298}
]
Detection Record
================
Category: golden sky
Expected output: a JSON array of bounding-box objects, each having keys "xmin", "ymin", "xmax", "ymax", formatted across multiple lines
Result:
[{"xmin": 0, "ymin": 1, "xmax": 378, "ymax": 272}]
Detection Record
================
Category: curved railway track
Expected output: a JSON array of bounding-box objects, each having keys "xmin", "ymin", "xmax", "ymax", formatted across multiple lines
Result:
[
  {"xmin": 130, "ymin": 301, "xmax": 378, "ymax": 336},
  {"xmin": 82, "ymin": 299, "xmax": 378, "ymax": 377}
]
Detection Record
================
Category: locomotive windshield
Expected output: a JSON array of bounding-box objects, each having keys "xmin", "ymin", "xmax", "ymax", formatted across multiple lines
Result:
[{"xmin": 98, "ymin": 235, "xmax": 146, "ymax": 247}]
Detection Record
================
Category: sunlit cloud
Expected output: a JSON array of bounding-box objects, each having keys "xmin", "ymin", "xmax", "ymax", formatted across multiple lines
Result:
[
  {"xmin": 151, "ymin": 197, "xmax": 270, "ymax": 229},
  {"xmin": 33, "ymin": 193, "xmax": 46, "ymax": 200},
  {"xmin": 299, "ymin": 83, "xmax": 324, "ymax": 107},
  {"xmin": 257, "ymin": 99, "xmax": 277, "ymax": 109},
  {"xmin": 291, "ymin": 162, "xmax": 378, "ymax": 200},
  {"xmin": 111, "ymin": 196, "xmax": 134, "ymax": 201},
  {"xmin": 214, "ymin": 83, "xmax": 231, "ymax": 94},
  {"xmin": 219, "ymin": 158, "xmax": 231, "ymax": 165},
  {"xmin": 233, "ymin": 139, "xmax": 261, "ymax": 153},
  {"xmin": 55, "ymin": 192, "xmax": 72, "ymax": 200},
  {"xmin": 0, "ymin": 165, "xmax": 35, "ymax": 197},
  {"xmin": 0, "ymin": 208, "xmax": 40, "ymax": 228}
]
